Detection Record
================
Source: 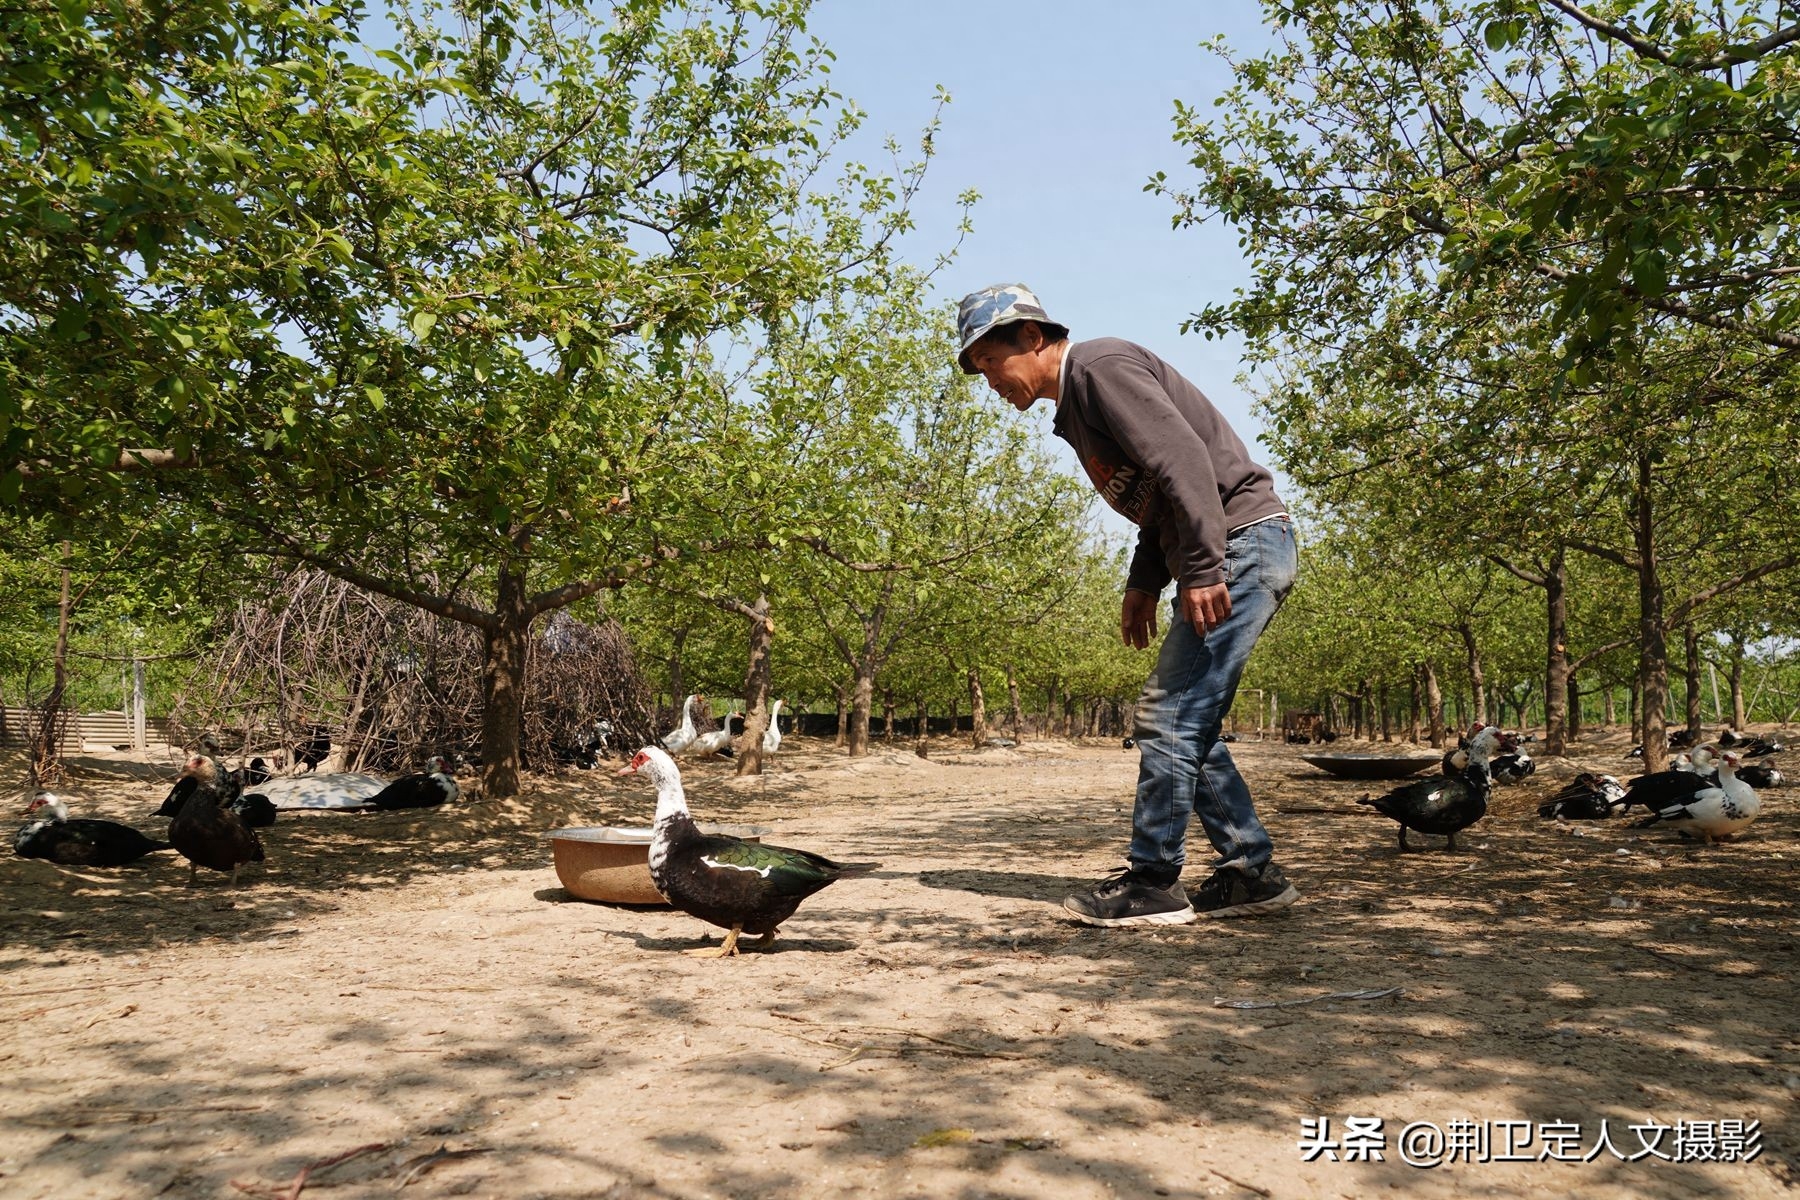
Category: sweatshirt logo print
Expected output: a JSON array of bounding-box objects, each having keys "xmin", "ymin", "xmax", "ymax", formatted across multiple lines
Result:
[{"xmin": 1086, "ymin": 454, "xmax": 1157, "ymax": 523}]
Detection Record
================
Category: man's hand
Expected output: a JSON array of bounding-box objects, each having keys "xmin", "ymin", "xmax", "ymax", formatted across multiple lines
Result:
[
  {"xmin": 1120, "ymin": 590, "xmax": 1159, "ymax": 649},
  {"xmin": 1179, "ymin": 582, "xmax": 1232, "ymax": 637}
]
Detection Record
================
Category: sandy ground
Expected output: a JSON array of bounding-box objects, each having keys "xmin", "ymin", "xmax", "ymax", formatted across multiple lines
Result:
[{"xmin": 2, "ymin": 731, "xmax": 1797, "ymax": 1200}]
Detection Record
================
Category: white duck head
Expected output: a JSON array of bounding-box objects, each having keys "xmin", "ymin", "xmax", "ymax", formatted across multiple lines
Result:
[
  {"xmin": 23, "ymin": 792, "xmax": 68, "ymax": 821},
  {"xmin": 620, "ymin": 746, "xmax": 689, "ymax": 823}
]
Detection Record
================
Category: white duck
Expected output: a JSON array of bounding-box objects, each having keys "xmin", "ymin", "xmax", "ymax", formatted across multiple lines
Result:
[
  {"xmin": 688, "ymin": 713, "xmax": 738, "ymax": 759},
  {"xmin": 762, "ymin": 699, "xmax": 784, "ymax": 755},
  {"xmin": 661, "ymin": 694, "xmax": 701, "ymax": 755},
  {"xmin": 1632, "ymin": 750, "xmax": 1760, "ymax": 843}
]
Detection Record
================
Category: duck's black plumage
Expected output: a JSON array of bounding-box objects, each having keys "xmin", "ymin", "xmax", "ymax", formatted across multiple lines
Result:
[
  {"xmin": 370, "ymin": 758, "xmax": 458, "ymax": 810},
  {"xmin": 15, "ymin": 795, "xmax": 173, "ymax": 867},
  {"xmin": 168, "ymin": 755, "xmax": 265, "ymax": 886},
  {"xmin": 1362, "ymin": 726, "xmax": 1508, "ymax": 851},
  {"xmin": 627, "ymin": 746, "xmax": 877, "ymax": 956},
  {"xmin": 1537, "ymin": 772, "xmax": 1626, "ymax": 820},
  {"xmin": 1491, "ymin": 751, "xmax": 1535, "ymax": 784},
  {"xmin": 158, "ymin": 755, "xmax": 241, "ymax": 818},
  {"xmin": 651, "ymin": 811, "xmax": 876, "ymax": 936},
  {"xmin": 1737, "ymin": 759, "xmax": 1784, "ymax": 789},
  {"xmin": 294, "ymin": 726, "xmax": 331, "ymax": 772},
  {"xmin": 1618, "ymin": 767, "xmax": 1718, "ymax": 815},
  {"xmin": 229, "ymin": 793, "xmax": 278, "ymax": 828}
]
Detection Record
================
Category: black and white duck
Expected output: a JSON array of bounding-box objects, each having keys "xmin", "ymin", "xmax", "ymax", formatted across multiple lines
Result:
[
  {"xmin": 168, "ymin": 755, "xmax": 265, "ymax": 887},
  {"xmin": 229, "ymin": 792, "xmax": 278, "ymax": 828},
  {"xmin": 157, "ymin": 752, "xmax": 242, "ymax": 818},
  {"xmin": 1719, "ymin": 728, "xmax": 1785, "ymax": 757},
  {"xmin": 1617, "ymin": 746, "xmax": 1722, "ymax": 815},
  {"xmin": 1537, "ymin": 772, "xmax": 1627, "ymax": 820},
  {"xmin": 1361, "ymin": 725, "xmax": 1513, "ymax": 851},
  {"xmin": 1737, "ymin": 758, "xmax": 1785, "ymax": 789},
  {"xmin": 369, "ymin": 756, "xmax": 459, "ymax": 810},
  {"xmin": 1631, "ymin": 751, "xmax": 1760, "ymax": 843},
  {"xmin": 15, "ymin": 793, "xmax": 173, "ymax": 867},
  {"xmin": 621, "ymin": 746, "xmax": 878, "ymax": 957}
]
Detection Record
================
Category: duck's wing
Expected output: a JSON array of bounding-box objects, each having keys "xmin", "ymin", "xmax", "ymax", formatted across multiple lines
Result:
[{"xmin": 690, "ymin": 834, "xmax": 848, "ymax": 896}]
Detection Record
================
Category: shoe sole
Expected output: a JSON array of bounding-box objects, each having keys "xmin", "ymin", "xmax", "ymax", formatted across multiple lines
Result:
[
  {"xmin": 1198, "ymin": 884, "xmax": 1300, "ymax": 919},
  {"xmin": 1062, "ymin": 901, "xmax": 1197, "ymax": 928}
]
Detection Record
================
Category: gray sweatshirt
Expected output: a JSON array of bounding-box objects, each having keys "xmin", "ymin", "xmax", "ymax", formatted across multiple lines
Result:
[{"xmin": 1051, "ymin": 338, "xmax": 1286, "ymax": 593}]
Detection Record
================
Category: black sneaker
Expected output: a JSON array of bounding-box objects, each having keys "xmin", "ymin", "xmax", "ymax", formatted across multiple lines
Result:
[
  {"xmin": 1063, "ymin": 867, "xmax": 1196, "ymax": 927},
  {"xmin": 1189, "ymin": 863, "xmax": 1299, "ymax": 918}
]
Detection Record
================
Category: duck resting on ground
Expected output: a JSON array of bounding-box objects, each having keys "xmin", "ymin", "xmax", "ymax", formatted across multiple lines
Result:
[
  {"xmin": 1537, "ymin": 772, "xmax": 1627, "ymax": 820},
  {"xmin": 1362, "ymin": 725, "xmax": 1513, "ymax": 851},
  {"xmin": 168, "ymin": 755, "xmax": 265, "ymax": 887},
  {"xmin": 686, "ymin": 714, "xmax": 737, "ymax": 759},
  {"xmin": 1718, "ymin": 728, "xmax": 1785, "ymax": 757},
  {"xmin": 1631, "ymin": 751, "xmax": 1760, "ymax": 843},
  {"xmin": 15, "ymin": 793, "xmax": 174, "ymax": 867},
  {"xmin": 369, "ymin": 756, "xmax": 459, "ymax": 810},
  {"xmin": 621, "ymin": 746, "xmax": 878, "ymax": 958}
]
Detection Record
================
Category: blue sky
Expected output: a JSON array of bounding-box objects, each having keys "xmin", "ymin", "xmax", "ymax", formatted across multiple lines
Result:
[{"xmin": 805, "ymin": 1, "xmax": 1285, "ymax": 528}]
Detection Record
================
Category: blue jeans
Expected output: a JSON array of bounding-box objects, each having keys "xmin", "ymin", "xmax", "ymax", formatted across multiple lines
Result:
[{"xmin": 1128, "ymin": 518, "xmax": 1298, "ymax": 880}]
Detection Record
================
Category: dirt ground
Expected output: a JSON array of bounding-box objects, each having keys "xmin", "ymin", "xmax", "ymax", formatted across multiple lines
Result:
[{"xmin": 2, "ymin": 729, "xmax": 1796, "ymax": 1200}]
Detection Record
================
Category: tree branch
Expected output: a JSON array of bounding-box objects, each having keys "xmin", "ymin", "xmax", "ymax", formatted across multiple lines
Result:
[
  {"xmin": 1565, "ymin": 538, "xmax": 1638, "ymax": 571},
  {"xmin": 1667, "ymin": 555, "xmax": 1800, "ymax": 628}
]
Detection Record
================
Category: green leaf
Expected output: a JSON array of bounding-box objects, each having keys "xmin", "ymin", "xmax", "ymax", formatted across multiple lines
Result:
[{"xmin": 411, "ymin": 311, "xmax": 437, "ymax": 340}]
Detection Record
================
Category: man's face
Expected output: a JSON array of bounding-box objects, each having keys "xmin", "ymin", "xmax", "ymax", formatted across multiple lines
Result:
[{"xmin": 968, "ymin": 327, "xmax": 1046, "ymax": 412}]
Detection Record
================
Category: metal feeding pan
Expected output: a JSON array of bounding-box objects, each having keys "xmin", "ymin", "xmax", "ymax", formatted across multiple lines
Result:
[
  {"xmin": 545, "ymin": 824, "xmax": 766, "ymax": 905},
  {"xmin": 1298, "ymin": 753, "xmax": 1443, "ymax": 780}
]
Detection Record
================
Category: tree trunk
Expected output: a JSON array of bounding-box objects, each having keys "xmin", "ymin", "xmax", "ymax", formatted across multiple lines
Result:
[
  {"xmin": 1729, "ymin": 640, "xmax": 1747, "ymax": 729},
  {"xmin": 734, "ymin": 595, "xmax": 773, "ymax": 777},
  {"xmin": 916, "ymin": 693, "xmax": 928, "ymax": 739},
  {"xmin": 1458, "ymin": 622, "xmax": 1487, "ymax": 726},
  {"xmin": 1422, "ymin": 659, "xmax": 1445, "ymax": 748},
  {"xmin": 1683, "ymin": 623, "xmax": 1703, "ymax": 740},
  {"xmin": 833, "ymin": 683, "xmax": 848, "ymax": 748},
  {"xmin": 1062, "ymin": 696, "xmax": 1075, "ymax": 738},
  {"xmin": 1634, "ymin": 452, "xmax": 1671, "ymax": 772},
  {"xmin": 1378, "ymin": 682, "xmax": 1392, "ymax": 742},
  {"xmin": 479, "ymin": 568, "xmax": 532, "ymax": 797},
  {"xmin": 1630, "ymin": 681, "xmax": 1641, "ymax": 744},
  {"xmin": 968, "ymin": 667, "xmax": 987, "ymax": 747},
  {"xmin": 1603, "ymin": 686, "xmax": 1616, "ymax": 729},
  {"xmin": 1541, "ymin": 548, "xmax": 1570, "ymax": 755},
  {"xmin": 32, "ymin": 542, "xmax": 75, "ymax": 787},
  {"xmin": 1566, "ymin": 672, "xmax": 1581, "ymax": 741},
  {"xmin": 1043, "ymin": 681, "xmax": 1057, "ymax": 741},
  {"xmin": 883, "ymin": 689, "xmax": 896, "ymax": 739},
  {"xmin": 1408, "ymin": 670, "xmax": 1421, "ymax": 743},
  {"xmin": 848, "ymin": 667, "xmax": 875, "ymax": 756},
  {"xmin": 1005, "ymin": 664, "xmax": 1024, "ymax": 739}
]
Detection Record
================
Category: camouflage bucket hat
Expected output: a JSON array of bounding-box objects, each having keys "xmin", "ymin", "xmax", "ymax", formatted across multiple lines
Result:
[{"xmin": 955, "ymin": 283, "xmax": 1065, "ymax": 374}]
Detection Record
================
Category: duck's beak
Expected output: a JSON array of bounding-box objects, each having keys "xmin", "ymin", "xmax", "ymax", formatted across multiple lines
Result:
[{"xmin": 616, "ymin": 764, "xmax": 638, "ymax": 777}]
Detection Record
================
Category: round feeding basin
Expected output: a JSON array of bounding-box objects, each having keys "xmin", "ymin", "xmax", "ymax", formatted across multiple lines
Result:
[
  {"xmin": 1299, "ymin": 753, "xmax": 1443, "ymax": 780},
  {"xmin": 546, "ymin": 824, "xmax": 766, "ymax": 905}
]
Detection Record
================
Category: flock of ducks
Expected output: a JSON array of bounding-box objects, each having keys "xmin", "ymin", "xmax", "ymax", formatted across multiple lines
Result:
[
  {"xmin": 660, "ymin": 694, "xmax": 785, "ymax": 759},
  {"xmin": 14, "ymin": 744, "xmax": 460, "ymax": 885},
  {"xmin": 1357, "ymin": 723, "xmax": 1781, "ymax": 851}
]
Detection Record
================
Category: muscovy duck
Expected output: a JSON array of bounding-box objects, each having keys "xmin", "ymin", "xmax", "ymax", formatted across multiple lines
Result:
[
  {"xmin": 293, "ymin": 725, "xmax": 332, "ymax": 772},
  {"xmin": 1491, "ymin": 749, "xmax": 1536, "ymax": 784},
  {"xmin": 1122, "ymin": 737, "xmax": 1136, "ymax": 750},
  {"xmin": 1360, "ymin": 726, "xmax": 1512, "ymax": 851},
  {"xmin": 1719, "ymin": 728, "xmax": 1784, "ymax": 757},
  {"xmin": 229, "ymin": 793, "xmax": 278, "ymax": 828},
  {"xmin": 1669, "ymin": 728, "xmax": 1699, "ymax": 752},
  {"xmin": 686, "ymin": 714, "xmax": 737, "ymax": 759},
  {"xmin": 157, "ymin": 753, "xmax": 242, "ymax": 818},
  {"xmin": 1737, "ymin": 758, "xmax": 1784, "ymax": 789},
  {"xmin": 1618, "ymin": 748, "xmax": 1723, "ymax": 815},
  {"xmin": 1537, "ymin": 773, "xmax": 1626, "ymax": 820},
  {"xmin": 621, "ymin": 746, "xmax": 878, "ymax": 957},
  {"xmin": 229, "ymin": 757, "xmax": 272, "ymax": 789},
  {"xmin": 15, "ymin": 793, "xmax": 174, "ymax": 867},
  {"xmin": 1439, "ymin": 723, "xmax": 1486, "ymax": 775},
  {"xmin": 369, "ymin": 756, "xmax": 459, "ymax": 810},
  {"xmin": 1631, "ymin": 751, "xmax": 1760, "ymax": 842},
  {"xmin": 168, "ymin": 755, "xmax": 265, "ymax": 886},
  {"xmin": 660, "ymin": 694, "xmax": 701, "ymax": 755}
]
